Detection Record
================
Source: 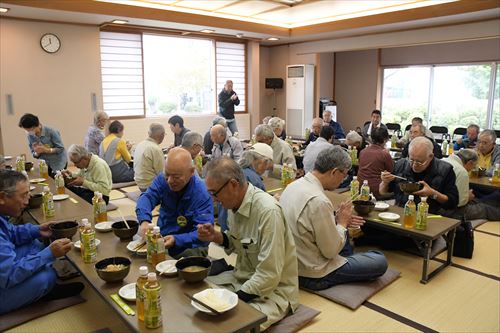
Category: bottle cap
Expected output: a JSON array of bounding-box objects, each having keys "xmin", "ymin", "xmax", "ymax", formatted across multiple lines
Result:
[
  {"xmin": 153, "ymin": 226, "xmax": 160, "ymax": 233},
  {"xmin": 363, "ymin": 180, "xmax": 368, "ymax": 184},
  {"xmin": 147, "ymin": 224, "xmax": 154, "ymax": 230},
  {"xmin": 421, "ymin": 196, "xmax": 427, "ymax": 202},
  {"xmin": 408, "ymin": 195, "xmax": 414, "ymax": 200},
  {"xmin": 43, "ymin": 186, "xmax": 50, "ymax": 192},
  {"xmin": 353, "ymin": 176, "xmax": 357, "ymax": 180},
  {"xmin": 147, "ymin": 272, "xmax": 157, "ymax": 281},
  {"xmin": 81, "ymin": 218, "xmax": 89, "ymax": 224},
  {"xmin": 97, "ymin": 193, "xmax": 103, "ymax": 199},
  {"xmin": 139, "ymin": 266, "xmax": 148, "ymax": 276},
  {"xmin": 496, "ymin": 163, "xmax": 499, "ymax": 168}
]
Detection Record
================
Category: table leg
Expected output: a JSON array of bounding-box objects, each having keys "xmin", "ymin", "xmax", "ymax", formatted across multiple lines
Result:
[
  {"xmin": 420, "ymin": 240, "xmax": 432, "ymax": 284},
  {"xmin": 445, "ymin": 229, "xmax": 456, "ymax": 265},
  {"xmin": 250, "ymin": 325, "xmax": 261, "ymax": 333}
]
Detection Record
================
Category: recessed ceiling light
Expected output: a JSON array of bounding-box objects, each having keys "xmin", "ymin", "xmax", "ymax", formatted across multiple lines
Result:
[
  {"xmin": 266, "ymin": 37, "xmax": 280, "ymax": 41},
  {"xmin": 0, "ymin": 7, "xmax": 10, "ymax": 13},
  {"xmin": 200, "ymin": 29, "xmax": 215, "ymax": 33},
  {"xmin": 236, "ymin": 33, "xmax": 243, "ymax": 38},
  {"xmin": 112, "ymin": 19, "xmax": 128, "ymax": 24}
]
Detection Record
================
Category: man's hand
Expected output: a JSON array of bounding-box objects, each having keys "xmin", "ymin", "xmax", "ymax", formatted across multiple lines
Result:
[
  {"xmin": 39, "ymin": 223, "xmax": 52, "ymax": 238},
  {"xmin": 349, "ymin": 215, "xmax": 365, "ymax": 229},
  {"xmin": 380, "ymin": 171, "xmax": 395, "ymax": 184},
  {"xmin": 413, "ymin": 180, "xmax": 435, "ymax": 197},
  {"xmin": 126, "ymin": 141, "xmax": 133, "ymax": 151},
  {"xmin": 139, "ymin": 221, "xmax": 151, "ymax": 238},
  {"xmin": 164, "ymin": 235, "xmax": 175, "ymax": 249},
  {"xmin": 468, "ymin": 189, "xmax": 475, "ymax": 202},
  {"xmin": 61, "ymin": 169, "xmax": 72, "ymax": 178},
  {"xmin": 197, "ymin": 223, "xmax": 216, "ymax": 242},
  {"xmin": 67, "ymin": 176, "xmax": 84, "ymax": 186},
  {"xmin": 33, "ymin": 143, "xmax": 47, "ymax": 155},
  {"xmin": 336, "ymin": 201, "xmax": 353, "ymax": 228},
  {"xmin": 49, "ymin": 238, "xmax": 72, "ymax": 258},
  {"xmin": 231, "ymin": 93, "xmax": 237, "ymax": 101}
]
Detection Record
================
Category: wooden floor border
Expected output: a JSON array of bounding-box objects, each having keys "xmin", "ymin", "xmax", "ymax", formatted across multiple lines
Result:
[
  {"xmin": 475, "ymin": 229, "xmax": 500, "ymax": 237},
  {"xmin": 432, "ymin": 258, "xmax": 500, "ymax": 281}
]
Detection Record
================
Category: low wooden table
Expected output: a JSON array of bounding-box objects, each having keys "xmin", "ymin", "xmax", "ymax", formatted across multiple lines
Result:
[
  {"xmin": 324, "ymin": 191, "xmax": 460, "ymax": 284},
  {"xmin": 469, "ymin": 176, "xmax": 500, "ymax": 191}
]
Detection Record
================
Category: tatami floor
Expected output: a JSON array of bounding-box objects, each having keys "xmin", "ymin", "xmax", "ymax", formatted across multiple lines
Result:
[{"xmin": 7, "ymin": 186, "xmax": 500, "ymax": 333}]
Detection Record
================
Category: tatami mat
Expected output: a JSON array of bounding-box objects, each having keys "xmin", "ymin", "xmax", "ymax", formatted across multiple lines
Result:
[
  {"xmin": 108, "ymin": 189, "xmax": 126, "ymax": 200},
  {"xmin": 120, "ymin": 185, "xmax": 140, "ymax": 193},
  {"xmin": 475, "ymin": 221, "xmax": 500, "ymax": 236}
]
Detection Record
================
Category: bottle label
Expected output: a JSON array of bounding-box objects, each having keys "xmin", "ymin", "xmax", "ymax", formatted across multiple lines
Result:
[
  {"xmin": 82, "ymin": 231, "xmax": 97, "ymax": 263},
  {"xmin": 144, "ymin": 288, "xmax": 162, "ymax": 328}
]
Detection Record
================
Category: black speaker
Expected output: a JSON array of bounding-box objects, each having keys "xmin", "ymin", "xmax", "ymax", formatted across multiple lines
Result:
[{"xmin": 265, "ymin": 78, "xmax": 283, "ymax": 89}]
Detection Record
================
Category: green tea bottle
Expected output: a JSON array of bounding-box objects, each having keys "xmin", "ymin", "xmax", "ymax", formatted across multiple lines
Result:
[
  {"xmin": 416, "ymin": 196, "xmax": 429, "ymax": 231},
  {"xmin": 42, "ymin": 186, "xmax": 55, "ymax": 218},
  {"xmin": 144, "ymin": 272, "xmax": 162, "ymax": 329}
]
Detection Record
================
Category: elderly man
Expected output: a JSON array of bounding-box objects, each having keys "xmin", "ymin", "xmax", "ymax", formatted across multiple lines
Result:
[
  {"xmin": 63, "ymin": 144, "xmax": 112, "ymax": 204},
  {"xmin": 476, "ymin": 129, "xmax": 500, "ymax": 176},
  {"xmin": 136, "ymin": 148, "xmax": 213, "ymax": 258},
  {"xmin": 218, "ymin": 80, "xmax": 240, "ymax": 134},
  {"xmin": 255, "ymin": 124, "xmax": 297, "ymax": 179},
  {"xmin": 203, "ymin": 116, "xmax": 231, "ymax": 155},
  {"xmin": 303, "ymin": 117, "xmax": 322, "ymax": 147},
  {"xmin": 198, "ymin": 158, "xmax": 298, "ymax": 331},
  {"xmin": 399, "ymin": 117, "xmax": 433, "ymax": 146},
  {"xmin": 168, "ymin": 115, "xmax": 190, "ymax": 147},
  {"xmin": 443, "ymin": 149, "xmax": 500, "ymax": 220},
  {"xmin": 380, "ymin": 137, "xmax": 458, "ymax": 214},
  {"xmin": 362, "ymin": 110, "xmax": 387, "ymax": 143},
  {"xmin": 303, "ymin": 126, "xmax": 333, "ymax": 173},
  {"xmin": 280, "ymin": 147, "xmax": 387, "ymax": 290},
  {"xmin": 454, "ymin": 124, "xmax": 480, "ymax": 150},
  {"xmin": 181, "ymin": 131, "xmax": 203, "ymax": 160},
  {"xmin": 0, "ymin": 170, "xmax": 83, "ymax": 314},
  {"xmin": 18, "ymin": 113, "xmax": 67, "ymax": 176},
  {"xmin": 268, "ymin": 117, "xmax": 287, "ymax": 140},
  {"xmin": 210, "ymin": 124, "xmax": 243, "ymax": 160},
  {"xmin": 84, "ymin": 111, "xmax": 109, "ymax": 155},
  {"xmin": 133, "ymin": 123, "xmax": 166, "ymax": 192},
  {"xmin": 323, "ymin": 109, "xmax": 345, "ymax": 139},
  {"xmin": 401, "ymin": 124, "xmax": 442, "ymax": 159}
]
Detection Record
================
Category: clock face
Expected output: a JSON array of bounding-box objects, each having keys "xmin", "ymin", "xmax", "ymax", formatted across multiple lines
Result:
[{"xmin": 40, "ymin": 33, "xmax": 61, "ymax": 54}]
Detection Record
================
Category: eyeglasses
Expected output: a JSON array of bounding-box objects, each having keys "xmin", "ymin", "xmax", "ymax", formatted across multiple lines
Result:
[
  {"xmin": 209, "ymin": 179, "xmax": 232, "ymax": 198},
  {"xmin": 408, "ymin": 157, "xmax": 429, "ymax": 167}
]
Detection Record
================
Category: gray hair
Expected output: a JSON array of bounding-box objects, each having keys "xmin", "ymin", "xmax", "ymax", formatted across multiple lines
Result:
[
  {"xmin": 479, "ymin": 129, "xmax": 497, "ymax": 142},
  {"xmin": 467, "ymin": 124, "xmax": 480, "ymax": 133},
  {"xmin": 148, "ymin": 123, "xmax": 165, "ymax": 138},
  {"xmin": 212, "ymin": 116, "xmax": 227, "ymax": 127},
  {"xmin": 254, "ymin": 124, "xmax": 274, "ymax": 139},
  {"xmin": 0, "ymin": 169, "xmax": 28, "ymax": 193},
  {"xmin": 181, "ymin": 131, "xmax": 203, "ymax": 148},
  {"xmin": 206, "ymin": 157, "xmax": 246, "ymax": 186},
  {"xmin": 238, "ymin": 150, "xmax": 270, "ymax": 169},
  {"xmin": 314, "ymin": 146, "xmax": 352, "ymax": 173},
  {"xmin": 456, "ymin": 148, "xmax": 478, "ymax": 164},
  {"xmin": 93, "ymin": 111, "xmax": 109, "ymax": 126},
  {"xmin": 346, "ymin": 130, "xmax": 362, "ymax": 144},
  {"xmin": 411, "ymin": 123, "xmax": 426, "ymax": 136},
  {"xmin": 268, "ymin": 117, "xmax": 284, "ymax": 130},
  {"xmin": 409, "ymin": 136, "xmax": 434, "ymax": 155},
  {"xmin": 68, "ymin": 144, "xmax": 91, "ymax": 161}
]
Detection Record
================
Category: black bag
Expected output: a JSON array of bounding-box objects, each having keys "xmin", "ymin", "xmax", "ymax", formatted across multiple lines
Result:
[{"xmin": 453, "ymin": 215, "xmax": 474, "ymax": 259}]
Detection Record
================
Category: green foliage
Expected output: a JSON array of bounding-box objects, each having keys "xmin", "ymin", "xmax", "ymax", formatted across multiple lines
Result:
[
  {"xmin": 158, "ymin": 101, "xmax": 177, "ymax": 114},
  {"xmin": 183, "ymin": 103, "xmax": 202, "ymax": 113}
]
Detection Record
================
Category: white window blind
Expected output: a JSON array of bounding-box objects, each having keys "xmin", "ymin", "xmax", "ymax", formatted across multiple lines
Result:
[
  {"xmin": 216, "ymin": 42, "xmax": 245, "ymax": 112},
  {"xmin": 100, "ymin": 32, "xmax": 144, "ymax": 117}
]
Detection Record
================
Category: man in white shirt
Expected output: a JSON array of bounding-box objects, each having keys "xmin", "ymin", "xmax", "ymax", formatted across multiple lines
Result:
[
  {"xmin": 210, "ymin": 124, "xmax": 243, "ymax": 160},
  {"xmin": 362, "ymin": 109, "xmax": 387, "ymax": 143},
  {"xmin": 302, "ymin": 126, "xmax": 333, "ymax": 173},
  {"xmin": 133, "ymin": 123, "xmax": 165, "ymax": 191},
  {"xmin": 280, "ymin": 146, "xmax": 387, "ymax": 290},
  {"xmin": 255, "ymin": 124, "xmax": 297, "ymax": 179}
]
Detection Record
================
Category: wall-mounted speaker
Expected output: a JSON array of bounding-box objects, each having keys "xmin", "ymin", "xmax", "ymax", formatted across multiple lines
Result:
[{"xmin": 265, "ymin": 78, "xmax": 283, "ymax": 89}]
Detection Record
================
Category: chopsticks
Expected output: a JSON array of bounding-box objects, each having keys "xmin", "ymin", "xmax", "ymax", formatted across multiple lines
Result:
[
  {"xmin": 184, "ymin": 292, "xmax": 222, "ymax": 315},
  {"xmin": 132, "ymin": 241, "xmax": 146, "ymax": 251},
  {"xmin": 116, "ymin": 208, "xmax": 130, "ymax": 229}
]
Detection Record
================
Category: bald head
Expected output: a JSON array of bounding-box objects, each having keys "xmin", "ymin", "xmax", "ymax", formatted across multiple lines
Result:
[
  {"xmin": 210, "ymin": 124, "xmax": 227, "ymax": 145},
  {"xmin": 165, "ymin": 147, "xmax": 194, "ymax": 192},
  {"xmin": 311, "ymin": 117, "xmax": 322, "ymax": 135}
]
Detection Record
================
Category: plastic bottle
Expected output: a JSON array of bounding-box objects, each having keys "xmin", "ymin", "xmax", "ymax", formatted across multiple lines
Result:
[
  {"xmin": 55, "ymin": 171, "xmax": 65, "ymax": 194},
  {"xmin": 442, "ymin": 140, "xmax": 448, "ymax": 156},
  {"xmin": 42, "ymin": 186, "xmax": 55, "ymax": 218},
  {"xmin": 79, "ymin": 218, "xmax": 88, "ymax": 243},
  {"xmin": 304, "ymin": 127, "xmax": 310, "ymax": 140},
  {"xmin": 146, "ymin": 224, "xmax": 155, "ymax": 264},
  {"xmin": 81, "ymin": 221, "xmax": 97, "ymax": 263},
  {"xmin": 144, "ymin": 272, "xmax": 162, "ymax": 329},
  {"xmin": 350, "ymin": 146, "xmax": 358, "ymax": 166},
  {"xmin": 415, "ymin": 197, "xmax": 429, "ymax": 231},
  {"xmin": 448, "ymin": 142, "xmax": 454, "ymax": 156},
  {"xmin": 403, "ymin": 195, "xmax": 416, "ymax": 229},
  {"xmin": 391, "ymin": 134, "xmax": 397, "ymax": 148},
  {"xmin": 350, "ymin": 176, "xmax": 360, "ymax": 200},
  {"xmin": 194, "ymin": 155, "xmax": 203, "ymax": 175},
  {"xmin": 15, "ymin": 156, "xmax": 25, "ymax": 172},
  {"xmin": 136, "ymin": 266, "xmax": 148, "ymax": 321},
  {"xmin": 152, "ymin": 236, "xmax": 166, "ymax": 267},
  {"xmin": 360, "ymin": 180, "xmax": 370, "ymax": 201},
  {"xmin": 39, "ymin": 159, "xmax": 49, "ymax": 179},
  {"xmin": 92, "ymin": 191, "xmax": 99, "ymax": 223},
  {"xmin": 96, "ymin": 193, "xmax": 107, "ymax": 222},
  {"xmin": 493, "ymin": 163, "xmax": 500, "ymax": 185}
]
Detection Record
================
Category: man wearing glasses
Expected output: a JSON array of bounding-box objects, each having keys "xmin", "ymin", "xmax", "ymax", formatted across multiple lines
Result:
[
  {"xmin": 380, "ymin": 136, "xmax": 459, "ymax": 214},
  {"xmin": 197, "ymin": 158, "xmax": 298, "ymax": 331},
  {"xmin": 136, "ymin": 148, "xmax": 213, "ymax": 259}
]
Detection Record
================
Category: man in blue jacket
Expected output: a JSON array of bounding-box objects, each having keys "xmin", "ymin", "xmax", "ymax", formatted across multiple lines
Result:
[
  {"xmin": 136, "ymin": 147, "xmax": 213, "ymax": 258},
  {"xmin": 0, "ymin": 170, "xmax": 82, "ymax": 314}
]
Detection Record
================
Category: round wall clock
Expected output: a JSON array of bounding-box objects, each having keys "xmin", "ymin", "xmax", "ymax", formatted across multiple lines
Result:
[{"xmin": 40, "ymin": 33, "xmax": 61, "ymax": 54}]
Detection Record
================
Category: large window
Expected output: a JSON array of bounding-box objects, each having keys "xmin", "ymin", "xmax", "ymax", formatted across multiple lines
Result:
[
  {"xmin": 381, "ymin": 63, "xmax": 499, "ymax": 132},
  {"xmin": 100, "ymin": 32, "xmax": 246, "ymax": 117}
]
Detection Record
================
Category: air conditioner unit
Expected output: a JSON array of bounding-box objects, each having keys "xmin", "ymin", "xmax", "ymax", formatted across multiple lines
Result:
[{"xmin": 286, "ymin": 64, "xmax": 314, "ymax": 138}]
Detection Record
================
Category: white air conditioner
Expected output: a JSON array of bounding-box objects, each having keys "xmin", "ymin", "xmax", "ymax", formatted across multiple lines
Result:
[{"xmin": 286, "ymin": 64, "xmax": 315, "ymax": 138}]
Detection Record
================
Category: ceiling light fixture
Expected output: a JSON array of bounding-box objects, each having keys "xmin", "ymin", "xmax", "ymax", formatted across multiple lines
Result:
[
  {"xmin": 266, "ymin": 37, "xmax": 280, "ymax": 41},
  {"xmin": 236, "ymin": 33, "xmax": 243, "ymax": 38},
  {"xmin": 200, "ymin": 29, "xmax": 215, "ymax": 33},
  {"xmin": 112, "ymin": 19, "xmax": 128, "ymax": 24},
  {"xmin": 0, "ymin": 7, "xmax": 10, "ymax": 13}
]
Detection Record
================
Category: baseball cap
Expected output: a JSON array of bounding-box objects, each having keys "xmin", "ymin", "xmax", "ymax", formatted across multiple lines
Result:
[{"xmin": 249, "ymin": 143, "xmax": 273, "ymax": 161}]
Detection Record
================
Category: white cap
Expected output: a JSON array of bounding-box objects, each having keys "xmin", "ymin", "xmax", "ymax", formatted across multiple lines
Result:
[
  {"xmin": 249, "ymin": 143, "xmax": 274, "ymax": 161},
  {"xmin": 147, "ymin": 272, "xmax": 157, "ymax": 281},
  {"xmin": 409, "ymin": 195, "xmax": 414, "ymax": 200},
  {"xmin": 139, "ymin": 266, "xmax": 148, "ymax": 276},
  {"xmin": 421, "ymin": 196, "xmax": 427, "ymax": 202},
  {"xmin": 153, "ymin": 226, "xmax": 160, "ymax": 233},
  {"xmin": 81, "ymin": 218, "xmax": 89, "ymax": 224},
  {"xmin": 43, "ymin": 186, "xmax": 50, "ymax": 192},
  {"xmin": 353, "ymin": 176, "xmax": 357, "ymax": 180},
  {"xmin": 363, "ymin": 180, "xmax": 368, "ymax": 184}
]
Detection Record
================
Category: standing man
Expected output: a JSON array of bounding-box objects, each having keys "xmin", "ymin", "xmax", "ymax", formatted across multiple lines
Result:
[
  {"xmin": 133, "ymin": 123, "xmax": 166, "ymax": 192},
  {"xmin": 322, "ymin": 110, "xmax": 345, "ymax": 139},
  {"xmin": 362, "ymin": 110, "xmax": 387, "ymax": 143},
  {"xmin": 218, "ymin": 80, "xmax": 240, "ymax": 135},
  {"xmin": 168, "ymin": 115, "xmax": 190, "ymax": 147}
]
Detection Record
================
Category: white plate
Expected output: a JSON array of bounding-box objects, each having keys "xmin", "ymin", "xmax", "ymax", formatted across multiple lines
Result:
[
  {"xmin": 127, "ymin": 239, "xmax": 147, "ymax": 256},
  {"xmin": 29, "ymin": 178, "xmax": 46, "ymax": 183},
  {"xmin": 119, "ymin": 283, "xmax": 136, "ymax": 301},
  {"xmin": 378, "ymin": 212, "xmax": 400, "ymax": 222},
  {"xmin": 191, "ymin": 289, "xmax": 238, "ymax": 315},
  {"xmin": 74, "ymin": 239, "xmax": 101, "ymax": 250},
  {"xmin": 155, "ymin": 260, "xmax": 178, "ymax": 277},
  {"xmin": 4, "ymin": 155, "xmax": 12, "ymax": 160},
  {"xmin": 95, "ymin": 221, "xmax": 114, "ymax": 232},
  {"xmin": 375, "ymin": 202, "xmax": 390, "ymax": 211},
  {"xmin": 29, "ymin": 185, "xmax": 36, "ymax": 191},
  {"xmin": 53, "ymin": 194, "xmax": 70, "ymax": 201}
]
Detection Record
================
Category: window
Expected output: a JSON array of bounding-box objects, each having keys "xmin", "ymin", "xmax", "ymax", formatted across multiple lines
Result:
[
  {"xmin": 99, "ymin": 32, "xmax": 246, "ymax": 117},
  {"xmin": 100, "ymin": 32, "xmax": 144, "ymax": 117},
  {"xmin": 493, "ymin": 65, "xmax": 500, "ymax": 130},
  {"xmin": 381, "ymin": 63, "xmax": 499, "ymax": 132}
]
